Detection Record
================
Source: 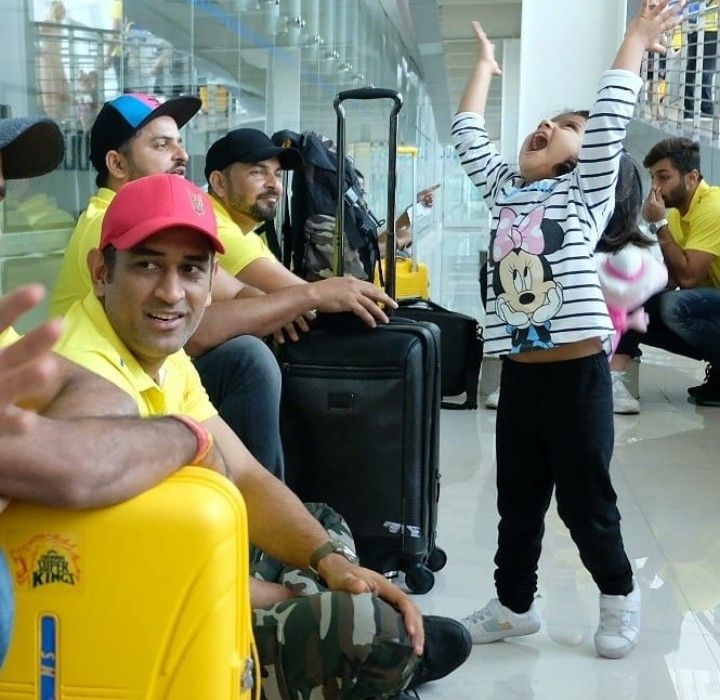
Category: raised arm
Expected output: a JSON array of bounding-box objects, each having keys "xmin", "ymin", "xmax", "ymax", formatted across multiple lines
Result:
[
  {"xmin": 457, "ymin": 21, "xmax": 502, "ymax": 115},
  {"xmin": 575, "ymin": 0, "xmax": 684, "ymax": 244},
  {"xmin": 452, "ymin": 21, "xmax": 512, "ymax": 204},
  {"xmin": 612, "ymin": 0, "xmax": 683, "ymax": 74}
]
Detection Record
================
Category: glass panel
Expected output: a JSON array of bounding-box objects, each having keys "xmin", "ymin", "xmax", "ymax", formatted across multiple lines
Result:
[{"xmin": 1, "ymin": 0, "xmax": 449, "ymax": 316}]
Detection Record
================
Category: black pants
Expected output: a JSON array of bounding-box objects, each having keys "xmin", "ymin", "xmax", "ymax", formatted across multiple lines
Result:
[
  {"xmin": 615, "ymin": 291, "xmax": 704, "ymax": 361},
  {"xmin": 494, "ymin": 353, "xmax": 633, "ymax": 613}
]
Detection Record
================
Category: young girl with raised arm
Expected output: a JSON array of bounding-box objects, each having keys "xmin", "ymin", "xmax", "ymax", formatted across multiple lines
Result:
[{"xmin": 452, "ymin": 0, "xmax": 681, "ymax": 659}]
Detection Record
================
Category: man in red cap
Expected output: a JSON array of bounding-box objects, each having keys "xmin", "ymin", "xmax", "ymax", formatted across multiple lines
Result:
[
  {"xmin": 0, "ymin": 118, "xmax": 229, "ymax": 669},
  {"xmin": 52, "ymin": 173, "xmax": 471, "ymax": 700}
]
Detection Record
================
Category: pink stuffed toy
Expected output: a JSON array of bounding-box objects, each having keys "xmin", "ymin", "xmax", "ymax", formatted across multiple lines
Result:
[{"xmin": 596, "ymin": 245, "xmax": 668, "ymax": 355}]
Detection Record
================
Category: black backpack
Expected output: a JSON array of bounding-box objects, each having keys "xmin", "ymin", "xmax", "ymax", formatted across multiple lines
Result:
[{"xmin": 271, "ymin": 130, "xmax": 383, "ymax": 282}]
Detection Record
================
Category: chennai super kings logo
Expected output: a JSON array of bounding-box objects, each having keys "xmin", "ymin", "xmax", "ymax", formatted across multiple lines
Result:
[{"xmin": 10, "ymin": 534, "xmax": 81, "ymax": 589}]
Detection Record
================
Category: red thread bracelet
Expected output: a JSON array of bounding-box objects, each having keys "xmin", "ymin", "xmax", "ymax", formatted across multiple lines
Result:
[{"xmin": 171, "ymin": 414, "xmax": 214, "ymax": 466}]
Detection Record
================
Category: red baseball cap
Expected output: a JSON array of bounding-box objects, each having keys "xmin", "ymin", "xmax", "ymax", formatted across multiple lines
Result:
[{"xmin": 100, "ymin": 174, "xmax": 224, "ymax": 253}]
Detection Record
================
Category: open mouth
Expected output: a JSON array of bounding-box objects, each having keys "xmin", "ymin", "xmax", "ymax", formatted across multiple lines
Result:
[{"xmin": 527, "ymin": 132, "xmax": 548, "ymax": 152}]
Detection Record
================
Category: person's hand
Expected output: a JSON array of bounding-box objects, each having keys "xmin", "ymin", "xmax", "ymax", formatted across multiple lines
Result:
[
  {"xmin": 250, "ymin": 577, "xmax": 295, "ymax": 608},
  {"xmin": 318, "ymin": 554, "xmax": 424, "ymax": 656},
  {"xmin": 312, "ymin": 277, "xmax": 398, "ymax": 327},
  {"xmin": 417, "ymin": 184, "xmax": 440, "ymax": 208},
  {"xmin": 643, "ymin": 185, "xmax": 667, "ymax": 223},
  {"xmin": 0, "ymin": 286, "xmax": 62, "ymax": 431},
  {"xmin": 273, "ymin": 315, "xmax": 311, "ymax": 344},
  {"xmin": 472, "ymin": 21, "xmax": 502, "ymax": 75},
  {"xmin": 397, "ymin": 224, "xmax": 413, "ymax": 251},
  {"xmin": 627, "ymin": 0, "xmax": 684, "ymax": 54}
]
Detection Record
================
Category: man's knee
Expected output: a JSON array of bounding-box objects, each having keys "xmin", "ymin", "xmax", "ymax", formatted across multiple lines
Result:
[
  {"xmin": 222, "ymin": 336, "xmax": 281, "ymax": 391},
  {"xmin": 197, "ymin": 335, "xmax": 281, "ymax": 397},
  {"xmin": 658, "ymin": 290, "xmax": 688, "ymax": 327},
  {"xmin": 254, "ymin": 592, "xmax": 416, "ymax": 699}
]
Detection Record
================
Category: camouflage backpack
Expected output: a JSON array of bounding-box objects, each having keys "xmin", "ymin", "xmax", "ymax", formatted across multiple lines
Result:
[{"xmin": 271, "ymin": 130, "xmax": 382, "ymax": 282}]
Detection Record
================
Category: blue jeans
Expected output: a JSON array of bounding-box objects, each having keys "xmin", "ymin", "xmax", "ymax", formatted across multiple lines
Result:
[
  {"xmin": 194, "ymin": 335, "xmax": 284, "ymax": 479},
  {"xmin": 0, "ymin": 550, "xmax": 14, "ymax": 667},
  {"xmin": 616, "ymin": 291, "xmax": 705, "ymax": 362},
  {"xmin": 659, "ymin": 288, "xmax": 720, "ymax": 365}
]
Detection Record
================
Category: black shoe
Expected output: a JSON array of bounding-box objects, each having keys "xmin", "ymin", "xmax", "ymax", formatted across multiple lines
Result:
[
  {"xmin": 688, "ymin": 364, "xmax": 720, "ymax": 404},
  {"xmin": 408, "ymin": 616, "xmax": 472, "ymax": 689},
  {"xmin": 689, "ymin": 382, "xmax": 720, "ymax": 406}
]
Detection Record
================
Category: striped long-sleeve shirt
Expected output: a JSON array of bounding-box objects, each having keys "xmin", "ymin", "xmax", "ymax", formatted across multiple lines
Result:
[{"xmin": 452, "ymin": 69, "xmax": 643, "ymax": 356}]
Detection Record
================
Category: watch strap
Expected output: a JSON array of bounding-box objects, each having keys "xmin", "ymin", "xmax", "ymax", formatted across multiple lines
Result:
[
  {"xmin": 650, "ymin": 218, "xmax": 669, "ymax": 233},
  {"xmin": 309, "ymin": 541, "xmax": 337, "ymax": 574},
  {"xmin": 308, "ymin": 539, "xmax": 357, "ymax": 575}
]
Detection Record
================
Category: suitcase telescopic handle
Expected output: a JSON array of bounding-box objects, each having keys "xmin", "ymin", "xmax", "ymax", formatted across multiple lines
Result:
[
  {"xmin": 333, "ymin": 88, "xmax": 403, "ymax": 301},
  {"xmin": 336, "ymin": 88, "xmax": 403, "ymax": 112}
]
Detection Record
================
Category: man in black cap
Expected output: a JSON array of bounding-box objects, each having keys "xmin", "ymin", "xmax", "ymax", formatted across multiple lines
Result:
[{"xmin": 205, "ymin": 128, "xmax": 309, "ymax": 290}]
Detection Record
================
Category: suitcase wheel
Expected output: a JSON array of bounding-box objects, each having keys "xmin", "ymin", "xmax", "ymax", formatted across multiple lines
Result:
[
  {"xmin": 427, "ymin": 546, "xmax": 448, "ymax": 573},
  {"xmin": 404, "ymin": 563, "xmax": 435, "ymax": 594}
]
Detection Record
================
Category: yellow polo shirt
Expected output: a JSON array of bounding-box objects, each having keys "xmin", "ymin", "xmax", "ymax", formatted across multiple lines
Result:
[
  {"xmin": 54, "ymin": 293, "xmax": 216, "ymax": 421},
  {"xmin": 0, "ymin": 327, "xmax": 20, "ymax": 348},
  {"xmin": 667, "ymin": 179, "xmax": 720, "ymax": 288},
  {"xmin": 210, "ymin": 196, "xmax": 276, "ymax": 277},
  {"xmin": 51, "ymin": 188, "xmax": 116, "ymax": 317}
]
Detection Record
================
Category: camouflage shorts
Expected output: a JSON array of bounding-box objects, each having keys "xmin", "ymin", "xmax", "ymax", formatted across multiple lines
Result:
[{"xmin": 252, "ymin": 503, "xmax": 418, "ymax": 700}]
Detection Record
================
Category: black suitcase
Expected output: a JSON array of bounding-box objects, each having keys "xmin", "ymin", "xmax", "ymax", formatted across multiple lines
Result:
[
  {"xmin": 277, "ymin": 87, "xmax": 446, "ymax": 593},
  {"xmin": 397, "ymin": 298, "xmax": 483, "ymax": 410}
]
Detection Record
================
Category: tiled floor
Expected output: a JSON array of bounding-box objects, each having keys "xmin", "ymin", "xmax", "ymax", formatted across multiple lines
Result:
[
  {"xmin": 409, "ymin": 227, "xmax": 720, "ymax": 699},
  {"xmin": 414, "ymin": 351, "xmax": 720, "ymax": 699}
]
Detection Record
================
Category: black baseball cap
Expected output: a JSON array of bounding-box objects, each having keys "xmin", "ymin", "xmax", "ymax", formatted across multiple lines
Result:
[
  {"xmin": 90, "ymin": 93, "xmax": 201, "ymax": 173},
  {"xmin": 204, "ymin": 128, "xmax": 303, "ymax": 181},
  {"xmin": 0, "ymin": 117, "xmax": 64, "ymax": 179}
]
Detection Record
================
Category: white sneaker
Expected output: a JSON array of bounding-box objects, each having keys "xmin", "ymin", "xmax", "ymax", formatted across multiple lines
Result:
[
  {"xmin": 485, "ymin": 387, "xmax": 500, "ymax": 409},
  {"xmin": 595, "ymin": 582, "xmax": 641, "ymax": 659},
  {"xmin": 462, "ymin": 598, "xmax": 541, "ymax": 644},
  {"xmin": 611, "ymin": 371, "xmax": 639, "ymax": 415}
]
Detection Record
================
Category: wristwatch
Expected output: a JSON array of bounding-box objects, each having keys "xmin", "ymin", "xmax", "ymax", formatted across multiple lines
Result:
[
  {"xmin": 308, "ymin": 539, "xmax": 359, "ymax": 576},
  {"xmin": 648, "ymin": 218, "xmax": 668, "ymax": 235}
]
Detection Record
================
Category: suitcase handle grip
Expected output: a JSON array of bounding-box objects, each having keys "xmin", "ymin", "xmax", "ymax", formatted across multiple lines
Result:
[{"xmin": 336, "ymin": 88, "xmax": 403, "ymax": 113}]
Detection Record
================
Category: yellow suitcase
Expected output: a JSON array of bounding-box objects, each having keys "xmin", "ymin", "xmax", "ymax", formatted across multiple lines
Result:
[
  {"xmin": 374, "ymin": 145, "xmax": 430, "ymax": 300},
  {"xmin": 376, "ymin": 258, "xmax": 430, "ymax": 300},
  {"xmin": 0, "ymin": 467, "xmax": 258, "ymax": 700}
]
